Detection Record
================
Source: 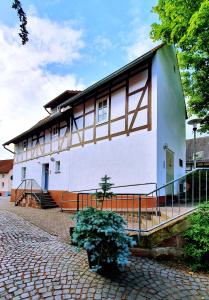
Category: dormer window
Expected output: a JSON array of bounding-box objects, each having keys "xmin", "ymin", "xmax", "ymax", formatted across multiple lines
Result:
[{"xmin": 96, "ymin": 97, "xmax": 108, "ymax": 123}]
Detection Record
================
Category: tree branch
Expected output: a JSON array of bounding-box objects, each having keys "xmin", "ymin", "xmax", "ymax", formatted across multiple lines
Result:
[{"xmin": 12, "ymin": 0, "xmax": 29, "ymax": 45}]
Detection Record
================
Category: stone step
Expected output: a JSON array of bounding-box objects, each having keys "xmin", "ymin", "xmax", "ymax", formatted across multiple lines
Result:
[{"xmin": 34, "ymin": 192, "xmax": 58, "ymax": 209}]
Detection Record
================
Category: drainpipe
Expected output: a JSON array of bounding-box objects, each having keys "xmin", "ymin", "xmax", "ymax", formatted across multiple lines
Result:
[
  {"xmin": 3, "ymin": 145, "xmax": 15, "ymax": 155},
  {"xmin": 44, "ymin": 107, "xmax": 50, "ymax": 114}
]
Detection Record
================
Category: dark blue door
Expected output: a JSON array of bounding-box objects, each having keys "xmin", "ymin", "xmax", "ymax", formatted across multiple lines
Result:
[{"xmin": 43, "ymin": 164, "xmax": 49, "ymax": 191}]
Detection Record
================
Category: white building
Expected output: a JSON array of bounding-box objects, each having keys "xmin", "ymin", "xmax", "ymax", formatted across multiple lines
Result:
[
  {"xmin": 4, "ymin": 44, "xmax": 186, "ymax": 205},
  {"xmin": 0, "ymin": 159, "xmax": 13, "ymax": 196}
]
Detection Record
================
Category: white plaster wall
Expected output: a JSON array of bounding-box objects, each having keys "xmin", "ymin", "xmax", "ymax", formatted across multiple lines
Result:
[
  {"xmin": 12, "ymin": 151, "xmax": 71, "ymax": 191},
  {"xmin": 68, "ymin": 131, "xmax": 157, "ymax": 194},
  {"xmin": 155, "ymin": 45, "xmax": 186, "ymax": 188},
  {"xmin": 0, "ymin": 169, "xmax": 12, "ymax": 193},
  {"xmin": 12, "ymin": 130, "xmax": 157, "ymax": 194}
]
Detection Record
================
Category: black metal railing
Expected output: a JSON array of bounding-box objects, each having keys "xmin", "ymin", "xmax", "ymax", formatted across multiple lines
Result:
[
  {"xmin": 142, "ymin": 168, "xmax": 209, "ymax": 232},
  {"xmin": 60, "ymin": 169, "xmax": 209, "ymax": 233}
]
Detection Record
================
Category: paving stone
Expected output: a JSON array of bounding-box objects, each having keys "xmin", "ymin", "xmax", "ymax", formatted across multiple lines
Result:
[{"xmin": 0, "ymin": 203, "xmax": 208, "ymax": 300}]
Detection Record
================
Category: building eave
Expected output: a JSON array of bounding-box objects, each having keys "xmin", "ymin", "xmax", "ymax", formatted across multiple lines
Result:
[{"xmin": 44, "ymin": 90, "xmax": 81, "ymax": 109}]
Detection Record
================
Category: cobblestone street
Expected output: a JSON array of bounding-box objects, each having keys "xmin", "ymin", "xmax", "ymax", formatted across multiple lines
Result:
[{"xmin": 0, "ymin": 199, "xmax": 209, "ymax": 299}]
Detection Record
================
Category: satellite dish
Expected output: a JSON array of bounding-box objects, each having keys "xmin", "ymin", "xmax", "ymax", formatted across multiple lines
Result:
[{"xmin": 50, "ymin": 157, "xmax": 55, "ymax": 162}]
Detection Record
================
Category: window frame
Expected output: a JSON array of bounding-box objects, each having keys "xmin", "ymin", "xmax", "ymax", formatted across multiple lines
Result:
[
  {"xmin": 52, "ymin": 125, "xmax": 59, "ymax": 136},
  {"xmin": 55, "ymin": 161, "xmax": 61, "ymax": 173},
  {"xmin": 23, "ymin": 139, "xmax": 28, "ymax": 151},
  {"xmin": 179, "ymin": 159, "xmax": 183, "ymax": 168},
  {"xmin": 21, "ymin": 167, "xmax": 26, "ymax": 180},
  {"xmin": 96, "ymin": 97, "xmax": 109, "ymax": 124}
]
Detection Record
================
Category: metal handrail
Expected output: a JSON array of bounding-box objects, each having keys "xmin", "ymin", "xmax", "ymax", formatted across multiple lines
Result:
[
  {"xmin": 146, "ymin": 168, "xmax": 209, "ymax": 196},
  {"xmin": 15, "ymin": 178, "xmax": 43, "ymax": 205},
  {"xmin": 62, "ymin": 182, "xmax": 157, "ymax": 195},
  {"xmin": 141, "ymin": 168, "xmax": 209, "ymax": 232}
]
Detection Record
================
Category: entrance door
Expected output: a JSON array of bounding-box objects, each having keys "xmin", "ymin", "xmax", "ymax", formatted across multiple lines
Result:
[
  {"xmin": 42, "ymin": 164, "xmax": 49, "ymax": 192},
  {"xmin": 166, "ymin": 149, "xmax": 174, "ymax": 195}
]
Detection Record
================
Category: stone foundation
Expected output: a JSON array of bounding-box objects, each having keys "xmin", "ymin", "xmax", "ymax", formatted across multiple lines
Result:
[{"xmin": 17, "ymin": 194, "xmax": 41, "ymax": 209}]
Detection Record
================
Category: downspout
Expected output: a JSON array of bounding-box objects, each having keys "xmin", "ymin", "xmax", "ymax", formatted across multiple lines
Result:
[
  {"xmin": 3, "ymin": 144, "xmax": 15, "ymax": 155},
  {"xmin": 44, "ymin": 107, "xmax": 50, "ymax": 114}
]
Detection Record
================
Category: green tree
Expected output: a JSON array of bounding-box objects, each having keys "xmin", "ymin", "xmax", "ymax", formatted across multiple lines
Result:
[
  {"xmin": 95, "ymin": 175, "xmax": 114, "ymax": 210},
  {"xmin": 150, "ymin": 0, "xmax": 209, "ymax": 132},
  {"xmin": 12, "ymin": 0, "xmax": 28, "ymax": 44}
]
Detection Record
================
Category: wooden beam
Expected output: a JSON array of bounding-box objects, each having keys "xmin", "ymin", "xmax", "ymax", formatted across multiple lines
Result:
[
  {"xmin": 125, "ymin": 79, "xmax": 129, "ymax": 136},
  {"xmin": 93, "ymin": 97, "xmax": 96, "ymax": 144},
  {"xmin": 129, "ymin": 124, "xmax": 148, "ymax": 133},
  {"xmin": 128, "ymin": 105, "xmax": 148, "ymax": 115},
  {"xmin": 73, "ymin": 117, "xmax": 82, "ymax": 144},
  {"xmin": 128, "ymin": 86, "xmax": 144, "ymax": 97},
  {"xmin": 147, "ymin": 65, "xmax": 152, "ymax": 131},
  {"xmin": 108, "ymin": 87, "xmax": 111, "ymax": 140},
  {"xmin": 128, "ymin": 81, "xmax": 148, "ymax": 132},
  {"xmin": 111, "ymin": 130, "xmax": 126, "ymax": 138},
  {"xmin": 111, "ymin": 115, "xmax": 125, "ymax": 123},
  {"xmin": 82, "ymin": 102, "xmax": 85, "ymax": 146}
]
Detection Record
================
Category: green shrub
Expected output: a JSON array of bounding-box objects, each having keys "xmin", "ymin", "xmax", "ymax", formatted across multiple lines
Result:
[
  {"xmin": 72, "ymin": 207, "xmax": 135, "ymax": 272},
  {"xmin": 183, "ymin": 203, "xmax": 209, "ymax": 272}
]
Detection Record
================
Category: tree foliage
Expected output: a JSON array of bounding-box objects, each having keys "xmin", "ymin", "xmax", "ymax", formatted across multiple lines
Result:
[
  {"xmin": 12, "ymin": 0, "xmax": 28, "ymax": 44},
  {"xmin": 95, "ymin": 175, "xmax": 114, "ymax": 200},
  {"xmin": 151, "ymin": 0, "xmax": 209, "ymax": 132},
  {"xmin": 183, "ymin": 203, "xmax": 209, "ymax": 272},
  {"xmin": 72, "ymin": 207, "xmax": 135, "ymax": 272}
]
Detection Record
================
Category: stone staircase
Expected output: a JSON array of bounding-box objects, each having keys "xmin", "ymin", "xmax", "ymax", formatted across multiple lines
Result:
[
  {"xmin": 33, "ymin": 192, "xmax": 59, "ymax": 209},
  {"xmin": 15, "ymin": 179, "xmax": 59, "ymax": 209},
  {"xmin": 117, "ymin": 206, "xmax": 193, "ymax": 231}
]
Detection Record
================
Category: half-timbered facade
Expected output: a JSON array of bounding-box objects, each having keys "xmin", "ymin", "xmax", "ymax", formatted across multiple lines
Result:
[{"xmin": 4, "ymin": 44, "xmax": 186, "ymax": 203}]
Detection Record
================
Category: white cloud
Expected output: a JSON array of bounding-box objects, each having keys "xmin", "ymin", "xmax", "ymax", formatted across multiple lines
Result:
[
  {"xmin": 0, "ymin": 14, "xmax": 85, "ymax": 158},
  {"xmin": 126, "ymin": 25, "xmax": 159, "ymax": 61}
]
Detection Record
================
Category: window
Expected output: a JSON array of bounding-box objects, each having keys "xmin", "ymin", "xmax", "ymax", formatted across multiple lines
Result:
[
  {"xmin": 1, "ymin": 182, "xmax": 4, "ymax": 188},
  {"xmin": 96, "ymin": 98, "xmax": 108, "ymax": 123},
  {"xmin": 55, "ymin": 161, "xmax": 61, "ymax": 173},
  {"xmin": 23, "ymin": 140, "xmax": 28, "ymax": 151},
  {"xmin": 21, "ymin": 167, "xmax": 26, "ymax": 180},
  {"xmin": 179, "ymin": 159, "xmax": 183, "ymax": 167},
  {"xmin": 52, "ymin": 125, "xmax": 59, "ymax": 136}
]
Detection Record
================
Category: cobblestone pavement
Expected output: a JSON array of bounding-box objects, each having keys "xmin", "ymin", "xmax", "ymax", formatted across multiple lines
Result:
[
  {"xmin": 0, "ymin": 197, "xmax": 71, "ymax": 242},
  {"xmin": 0, "ymin": 209, "xmax": 209, "ymax": 300}
]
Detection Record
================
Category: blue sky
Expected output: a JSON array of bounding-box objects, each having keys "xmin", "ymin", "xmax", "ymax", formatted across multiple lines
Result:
[
  {"xmin": 0, "ymin": 0, "xmax": 158, "ymax": 86},
  {"xmin": 0, "ymin": 0, "xmax": 198, "ymax": 158}
]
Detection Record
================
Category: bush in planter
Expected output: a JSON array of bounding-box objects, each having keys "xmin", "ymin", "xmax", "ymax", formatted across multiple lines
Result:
[
  {"xmin": 72, "ymin": 207, "xmax": 135, "ymax": 272},
  {"xmin": 183, "ymin": 203, "xmax": 209, "ymax": 272}
]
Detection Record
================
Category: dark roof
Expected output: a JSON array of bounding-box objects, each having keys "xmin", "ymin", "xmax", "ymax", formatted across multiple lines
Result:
[
  {"xmin": 3, "ymin": 113, "xmax": 62, "ymax": 146},
  {"xmin": 3, "ymin": 43, "xmax": 164, "ymax": 146},
  {"xmin": 0, "ymin": 159, "xmax": 13, "ymax": 173},
  {"xmin": 186, "ymin": 136, "xmax": 209, "ymax": 162},
  {"xmin": 44, "ymin": 90, "xmax": 81, "ymax": 109}
]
